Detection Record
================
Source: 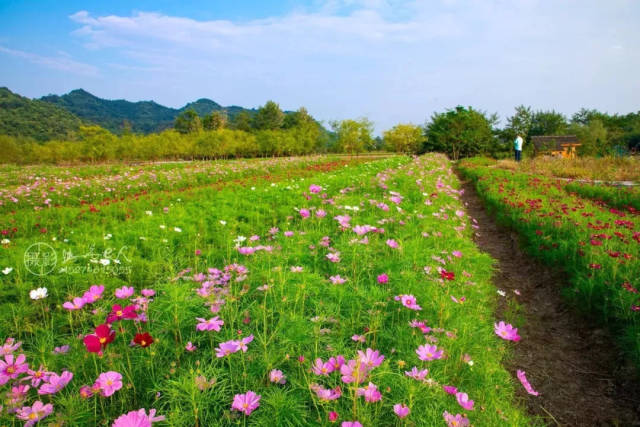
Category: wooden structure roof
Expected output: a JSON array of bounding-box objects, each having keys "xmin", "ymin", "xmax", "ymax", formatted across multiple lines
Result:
[{"xmin": 531, "ymin": 135, "xmax": 581, "ymax": 152}]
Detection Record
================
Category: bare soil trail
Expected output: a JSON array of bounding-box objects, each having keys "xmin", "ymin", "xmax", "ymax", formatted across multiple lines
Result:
[{"xmin": 458, "ymin": 177, "xmax": 640, "ymax": 427}]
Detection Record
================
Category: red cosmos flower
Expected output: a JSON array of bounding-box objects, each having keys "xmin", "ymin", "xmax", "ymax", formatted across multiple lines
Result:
[
  {"xmin": 83, "ymin": 324, "xmax": 115, "ymax": 353},
  {"xmin": 133, "ymin": 332, "xmax": 154, "ymax": 348},
  {"xmin": 106, "ymin": 304, "xmax": 138, "ymax": 323},
  {"xmin": 440, "ymin": 270, "xmax": 455, "ymax": 281}
]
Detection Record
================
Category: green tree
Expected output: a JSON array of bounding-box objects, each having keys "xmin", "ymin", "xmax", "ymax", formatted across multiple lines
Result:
[
  {"xmin": 174, "ymin": 109, "xmax": 202, "ymax": 134},
  {"xmin": 230, "ymin": 111, "xmax": 252, "ymax": 132},
  {"xmin": 202, "ymin": 111, "xmax": 227, "ymax": 131},
  {"xmin": 252, "ymin": 101, "xmax": 284, "ymax": 130},
  {"xmin": 330, "ymin": 118, "xmax": 374, "ymax": 155},
  {"xmin": 529, "ymin": 110, "xmax": 568, "ymax": 136},
  {"xmin": 424, "ymin": 106, "xmax": 494, "ymax": 160},
  {"xmin": 383, "ymin": 123, "xmax": 425, "ymax": 153}
]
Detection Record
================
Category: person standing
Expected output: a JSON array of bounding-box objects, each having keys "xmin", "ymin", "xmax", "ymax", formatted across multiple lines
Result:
[{"xmin": 514, "ymin": 134, "xmax": 523, "ymax": 162}]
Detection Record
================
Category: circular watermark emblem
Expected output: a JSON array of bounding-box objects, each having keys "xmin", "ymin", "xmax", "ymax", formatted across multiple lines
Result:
[{"xmin": 24, "ymin": 242, "xmax": 57, "ymax": 276}]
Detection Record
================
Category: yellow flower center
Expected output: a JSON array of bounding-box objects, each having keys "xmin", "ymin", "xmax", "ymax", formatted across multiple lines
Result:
[
  {"xmin": 99, "ymin": 337, "xmax": 106, "ymax": 344},
  {"xmin": 116, "ymin": 310, "xmax": 123, "ymax": 317},
  {"xmin": 106, "ymin": 380, "xmax": 113, "ymax": 386}
]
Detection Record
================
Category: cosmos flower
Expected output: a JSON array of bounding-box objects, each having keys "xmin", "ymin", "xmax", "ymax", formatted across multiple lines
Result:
[
  {"xmin": 494, "ymin": 321, "xmax": 521, "ymax": 341},
  {"xmin": 97, "ymin": 371, "xmax": 123, "ymax": 397},
  {"xmin": 29, "ymin": 287, "xmax": 48, "ymax": 300},
  {"xmin": 114, "ymin": 286, "xmax": 135, "ymax": 299},
  {"xmin": 416, "ymin": 344, "xmax": 444, "ymax": 361},
  {"xmin": 330, "ymin": 275, "xmax": 347, "ymax": 285},
  {"xmin": 0, "ymin": 353, "xmax": 29, "ymax": 384},
  {"xmin": 82, "ymin": 285, "xmax": 105, "ymax": 304},
  {"xmin": 133, "ymin": 332, "xmax": 154, "ymax": 348},
  {"xmin": 516, "ymin": 370, "xmax": 540, "ymax": 396},
  {"xmin": 393, "ymin": 403, "xmax": 410, "ymax": 418},
  {"xmin": 377, "ymin": 273, "xmax": 389, "ymax": 284},
  {"xmin": 112, "ymin": 408, "xmax": 165, "ymax": 426},
  {"xmin": 312, "ymin": 358, "xmax": 335, "ymax": 376},
  {"xmin": 215, "ymin": 340, "xmax": 241, "ymax": 358},
  {"xmin": 395, "ymin": 295, "xmax": 422, "ymax": 311},
  {"xmin": 63, "ymin": 297, "xmax": 86, "ymax": 311},
  {"xmin": 15, "ymin": 401, "xmax": 53, "ymax": 427},
  {"xmin": 196, "ymin": 317, "xmax": 224, "ymax": 332},
  {"xmin": 356, "ymin": 382, "xmax": 382, "ymax": 402},
  {"xmin": 269, "ymin": 369, "xmax": 286, "ymax": 384},
  {"xmin": 106, "ymin": 304, "xmax": 138, "ymax": 323},
  {"xmin": 357, "ymin": 348, "xmax": 384, "ymax": 369},
  {"xmin": 231, "ymin": 390, "xmax": 261, "ymax": 416},
  {"xmin": 38, "ymin": 371, "xmax": 73, "ymax": 395},
  {"xmin": 83, "ymin": 324, "xmax": 115, "ymax": 354},
  {"xmin": 455, "ymin": 392, "xmax": 474, "ymax": 410},
  {"xmin": 404, "ymin": 367, "xmax": 428, "ymax": 381}
]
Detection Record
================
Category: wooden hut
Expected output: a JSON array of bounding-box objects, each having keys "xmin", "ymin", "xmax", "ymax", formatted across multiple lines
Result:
[{"xmin": 531, "ymin": 135, "xmax": 581, "ymax": 158}]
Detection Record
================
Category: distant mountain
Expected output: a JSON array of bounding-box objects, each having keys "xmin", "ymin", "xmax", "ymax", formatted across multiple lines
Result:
[
  {"xmin": 0, "ymin": 87, "xmax": 83, "ymax": 141},
  {"xmin": 40, "ymin": 89, "xmax": 257, "ymax": 134}
]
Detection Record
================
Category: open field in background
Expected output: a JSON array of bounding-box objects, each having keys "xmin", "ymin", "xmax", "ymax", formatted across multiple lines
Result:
[
  {"xmin": 459, "ymin": 159, "xmax": 640, "ymax": 368},
  {"xmin": 0, "ymin": 154, "xmax": 534, "ymax": 426}
]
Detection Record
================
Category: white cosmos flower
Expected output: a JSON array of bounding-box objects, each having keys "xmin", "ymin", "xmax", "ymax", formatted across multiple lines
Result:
[
  {"xmin": 1, "ymin": 239, "xmax": 10, "ymax": 245},
  {"xmin": 30, "ymin": 287, "xmax": 48, "ymax": 300},
  {"xmin": 2, "ymin": 267, "xmax": 12, "ymax": 275},
  {"xmin": 145, "ymin": 210, "xmax": 153, "ymax": 216},
  {"xmin": 219, "ymin": 220, "xmax": 226, "ymax": 225},
  {"xmin": 174, "ymin": 227, "xmax": 182, "ymax": 233},
  {"xmin": 99, "ymin": 259, "xmax": 110, "ymax": 266}
]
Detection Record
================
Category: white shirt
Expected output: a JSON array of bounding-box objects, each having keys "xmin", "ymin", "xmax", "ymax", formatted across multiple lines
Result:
[{"xmin": 514, "ymin": 136, "xmax": 523, "ymax": 151}]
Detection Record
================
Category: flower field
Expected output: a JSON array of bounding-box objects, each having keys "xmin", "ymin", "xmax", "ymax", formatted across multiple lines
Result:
[
  {"xmin": 459, "ymin": 161, "xmax": 640, "ymax": 367},
  {"xmin": 0, "ymin": 154, "xmax": 536, "ymax": 426}
]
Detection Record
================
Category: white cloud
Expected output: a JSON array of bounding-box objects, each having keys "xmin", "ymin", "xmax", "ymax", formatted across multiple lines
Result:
[
  {"xmin": 62, "ymin": 1, "xmax": 640, "ymax": 131},
  {"xmin": 0, "ymin": 45, "xmax": 99, "ymax": 76}
]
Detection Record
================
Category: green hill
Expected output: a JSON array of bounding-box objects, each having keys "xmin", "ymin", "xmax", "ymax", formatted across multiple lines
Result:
[
  {"xmin": 0, "ymin": 87, "xmax": 83, "ymax": 141},
  {"xmin": 41, "ymin": 89, "xmax": 258, "ymax": 134}
]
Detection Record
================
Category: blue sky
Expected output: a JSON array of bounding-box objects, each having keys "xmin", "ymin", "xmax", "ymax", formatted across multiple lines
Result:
[{"xmin": 1, "ymin": 0, "xmax": 639, "ymax": 132}]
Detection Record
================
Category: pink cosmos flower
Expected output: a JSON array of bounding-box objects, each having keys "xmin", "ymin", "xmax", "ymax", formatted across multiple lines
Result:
[
  {"xmin": 452, "ymin": 250, "xmax": 463, "ymax": 258},
  {"xmin": 141, "ymin": 289, "xmax": 156, "ymax": 298},
  {"xmin": 312, "ymin": 358, "xmax": 335, "ymax": 376},
  {"xmin": 456, "ymin": 392, "xmax": 474, "ymax": 410},
  {"xmin": 25, "ymin": 365, "xmax": 50, "ymax": 387},
  {"xmin": 342, "ymin": 422, "xmax": 363, "ymax": 427},
  {"xmin": 356, "ymin": 382, "xmax": 382, "ymax": 402},
  {"xmin": 357, "ymin": 348, "xmax": 384, "ymax": 369},
  {"xmin": 216, "ymin": 340, "xmax": 241, "ymax": 358},
  {"xmin": 185, "ymin": 342, "xmax": 196, "ymax": 352},
  {"xmin": 299, "ymin": 209, "xmax": 311, "ymax": 219},
  {"xmin": 395, "ymin": 295, "xmax": 422, "ymax": 311},
  {"xmin": 377, "ymin": 273, "xmax": 389, "ymax": 284},
  {"xmin": 443, "ymin": 411, "xmax": 469, "ymax": 427},
  {"xmin": 405, "ymin": 366, "xmax": 428, "ymax": 381},
  {"xmin": 443, "ymin": 385, "xmax": 458, "ymax": 395},
  {"xmin": 15, "ymin": 401, "xmax": 53, "ymax": 427},
  {"xmin": 329, "ymin": 411, "xmax": 339, "ymax": 422},
  {"xmin": 82, "ymin": 285, "xmax": 105, "ymax": 304},
  {"xmin": 235, "ymin": 335, "xmax": 254, "ymax": 352},
  {"xmin": 97, "ymin": 371, "xmax": 123, "ymax": 397},
  {"xmin": 328, "ymin": 355, "xmax": 346, "ymax": 370},
  {"xmin": 231, "ymin": 390, "xmax": 261, "ymax": 416},
  {"xmin": 494, "ymin": 321, "xmax": 521, "ymax": 341},
  {"xmin": 0, "ymin": 353, "xmax": 29, "ymax": 385},
  {"xmin": 334, "ymin": 215, "xmax": 351, "ymax": 228},
  {"xmin": 79, "ymin": 385, "xmax": 93, "ymax": 398},
  {"xmin": 312, "ymin": 384, "xmax": 342, "ymax": 401},
  {"xmin": 0, "ymin": 338, "xmax": 21, "ymax": 356},
  {"xmin": 196, "ymin": 317, "xmax": 224, "ymax": 332},
  {"xmin": 284, "ymin": 231, "xmax": 294, "ymax": 237},
  {"xmin": 516, "ymin": 369, "xmax": 540, "ymax": 396},
  {"xmin": 115, "ymin": 286, "xmax": 135, "ymax": 299},
  {"xmin": 7, "ymin": 383, "xmax": 30, "ymax": 407},
  {"xmin": 340, "ymin": 359, "xmax": 369, "ymax": 384},
  {"xmin": 393, "ymin": 403, "xmax": 410, "ymax": 418},
  {"xmin": 269, "ymin": 369, "xmax": 286, "ymax": 384},
  {"xmin": 316, "ymin": 209, "xmax": 327, "ymax": 218},
  {"xmin": 38, "ymin": 370, "xmax": 73, "ymax": 395},
  {"xmin": 351, "ymin": 335, "xmax": 365, "ymax": 343},
  {"xmin": 326, "ymin": 252, "xmax": 341, "ymax": 263},
  {"xmin": 63, "ymin": 297, "xmax": 86, "ymax": 311},
  {"xmin": 330, "ymin": 275, "xmax": 347, "ymax": 285},
  {"xmin": 112, "ymin": 408, "xmax": 165, "ymax": 426},
  {"xmin": 416, "ymin": 344, "xmax": 444, "ymax": 361},
  {"xmin": 53, "ymin": 345, "xmax": 69, "ymax": 355},
  {"xmin": 386, "ymin": 239, "xmax": 399, "ymax": 249},
  {"xmin": 309, "ymin": 184, "xmax": 322, "ymax": 194}
]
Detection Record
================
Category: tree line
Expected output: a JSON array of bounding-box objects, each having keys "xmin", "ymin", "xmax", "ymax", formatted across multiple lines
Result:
[{"xmin": 1, "ymin": 101, "xmax": 638, "ymax": 164}]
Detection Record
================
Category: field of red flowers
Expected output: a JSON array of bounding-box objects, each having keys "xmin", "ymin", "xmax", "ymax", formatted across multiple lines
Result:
[{"xmin": 459, "ymin": 160, "xmax": 640, "ymax": 368}]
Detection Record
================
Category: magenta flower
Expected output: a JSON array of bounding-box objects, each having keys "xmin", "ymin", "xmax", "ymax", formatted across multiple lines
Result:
[
  {"xmin": 312, "ymin": 384, "xmax": 342, "ymax": 401},
  {"xmin": 53, "ymin": 345, "xmax": 70, "ymax": 355},
  {"xmin": 326, "ymin": 252, "xmax": 341, "ymax": 263},
  {"xmin": 299, "ymin": 208, "xmax": 311, "ymax": 218},
  {"xmin": 216, "ymin": 340, "xmax": 241, "ymax": 358},
  {"xmin": 329, "ymin": 411, "xmax": 339, "ymax": 422},
  {"xmin": 141, "ymin": 289, "xmax": 156, "ymax": 297},
  {"xmin": 0, "ymin": 338, "xmax": 22, "ymax": 356},
  {"xmin": 269, "ymin": 369, "xmax": 286, "ymax": 384},
  {"xmin": 393, "ymin": 403, "xmax": 410, "ymax": 418},
  {"xmin": 25, "ymin": 365, "xmax": 50, "ymax": 387},
  {"xmin": 185, "ymin": 342, "xmax": 196, "ymax": 352},
  {"xmin": 196, "ymin": 316, "xmax": 224, "ymax": 332},
  {"xmin": 443, "ymin": 411, "xmax": 469, "ymax": 427},
  {"xmin": 357, "ymin": 348, "xmax": 384, "ymax": 369},
  {"xmin": 309, "ymin": 184, "xmax": 322, "ymax": 194},
  {"xmin": 356, "ymin": 382, "xmax": 382, "ymax": 402},
  {"xmin": 342, "ymin": 422, "xmax": 363, "ymax": 427},
  {"xmin": 114, "ymin": 286, "xmax": 134, "ymax": 299},
  {"xmin": 443, "ymin": 385, "xmax": 458, "ymax": 395},
  {"xmin": 328, "ymin": 355, "xmax": 346, "ymax": 370},
  {"xmin": 235, "ymin": 334, "xmax": 254, "ymax": 352},
  {"xmin": 312, "ymin": 358, "xmax": 335, "ymax": 376},
  {"xmin": 97, "ymin": 371, "xmax": 123, "ymax": 397},
  {"xmin": 112, "ymin": 408, "xmax": 165, "ymax": 426},
  {"xmin": 63, "ymin": 297, "xmax": 86, "ymax": 311},
  {"xmin": 376, "ymin": 273, "xmax": 389, "ymax": 284},
  {"xmin": 386, "ymin": 239, "xmax": 399, "ymax": 249},
  {"xmin": 79, "ymin": 385, "xmax": 93, "ymax": 398},
  {"xmin": 82, "ymin": 284, "xmax": 105, "ymax": 304},
  {"xmin": 351, "ymin": 334, "xmax": 365, "ymax": 343},
  {"xmin": 404, "ymin": 366, "xmax": 428, "ymax": 381},
  {"xmin": 494, "ymin": 321, "xmax": 521, "ymax": 342},
  {"xmin": 15, "ymin": 401, "xmax": 53, "ymax": 427},
  {"xmin": 231, "ymin": 390, "xmax": 261, "ymax": 416},
  {"xmin": 416, "ymin": 344, "xmax": 444, "ymax": 361},
  {"xmin": 395, "ymin": 295, "xmax": 422, "ymax": 311},
  {"xmin": 455, "ymin": 392, "xmax": 474, "ymax": 410},
  {"xmin": 0, "ymin": 353, "xmax": 29, "ymax": 385},
  {"xmin": 38, "ymin": 370, "xmax": 73, "ymax": 395},
  {"xmin": 106, "ymin": 304, "xmax": 137, "ymax": 323},
  {"xmin": 516, "ymin": 369, "xmax": 540, "ymax": 396},
  {"xmin": 330, "ymin": 275, "xmax": 347, "ymax": 285},
  {"xmin": 316, "ymin": 209, "xmax": 327, "ymax": 218}
]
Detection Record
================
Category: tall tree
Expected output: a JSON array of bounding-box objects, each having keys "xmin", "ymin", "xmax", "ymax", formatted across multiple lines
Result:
[
  {"xmin": 383, "ymin": 123, "xmax": 425, "ymax": 153},
  {"xmin": 202, "ymin": 110, "xmax": 227, "ymax": 131},
  {"xmin": 174, "ymin": 109, "xmax": 202, "ymax": 134},
  {"xmin": 529, "ymin": 110, "xmax": 568, "ymax": 136},
  {"xmin": 330, "ymin": 118, "xmax": 374, "ymax": 155},
  {"xmin": 230, "ymin": 111, "xmax": 252, "ymax": 132},
  {"xmin": 252, "ymin": 101, "xmax": 284, "ymax": 130}
]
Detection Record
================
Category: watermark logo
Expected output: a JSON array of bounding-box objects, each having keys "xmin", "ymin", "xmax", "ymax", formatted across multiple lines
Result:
[{"xmin": 24, "ymin": 242, "xmax": 58, "ymax": 276}]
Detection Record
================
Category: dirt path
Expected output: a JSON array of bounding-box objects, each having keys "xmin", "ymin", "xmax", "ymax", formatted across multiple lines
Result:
[{"xmin": 458, "ymin": 177, "xmax": 640, "ymax": 426}]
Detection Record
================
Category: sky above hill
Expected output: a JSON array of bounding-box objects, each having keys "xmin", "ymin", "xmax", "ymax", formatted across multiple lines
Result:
[{"xmin": 1, "ymin": 0, "xmax": 639, "ymax": 132}]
